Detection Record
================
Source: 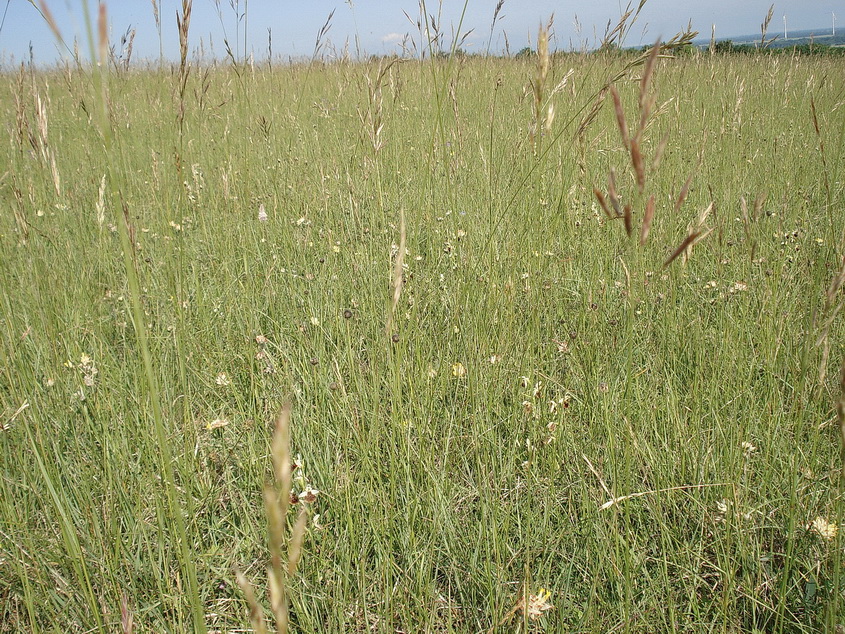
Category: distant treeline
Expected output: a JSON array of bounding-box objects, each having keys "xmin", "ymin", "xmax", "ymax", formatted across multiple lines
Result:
[
  {"xmin": 430, "ymin": 41, "xmax": 845, "ymax": 61},
  {"xmin": 705, "ymin": 40, "xmax": 845, "ymax": 56}
]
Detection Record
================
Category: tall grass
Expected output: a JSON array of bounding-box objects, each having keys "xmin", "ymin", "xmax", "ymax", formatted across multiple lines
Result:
[{"xmin": 1, "ymin": 18, "xmax": 844, "ymax": 634}]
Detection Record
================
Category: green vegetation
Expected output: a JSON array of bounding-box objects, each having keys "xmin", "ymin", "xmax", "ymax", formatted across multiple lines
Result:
[
  {"xmin": 1, "ymin": 19, "xmax": 845, "ymax": 634},
  {"xmin": 710, "ymin": 39, "xmax": 845, "ymax": 56}
]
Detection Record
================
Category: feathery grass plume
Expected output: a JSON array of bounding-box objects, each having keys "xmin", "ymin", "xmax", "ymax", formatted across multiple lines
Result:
[
  {"xmin": 680, "ymin": 203, "xmax": 713, "ymax": 264},
  {"xmin": 360, "ymin": 59, "xmax": 398, "ymax": 155},
  {"xmin": 312, "ymin": 9, "xmax": 335, "ymax": 60},
  {"xmin": 577, "ymin": 26, "xmax": 696, "ymax": 141},
  {"xmin": 174, "ymin": 0, "xmax": 192, "ymax": 181},
  {"xmin": 809, "ymin": 97, "xmax": 832, "ymax": 216},
  {"xmin": 386, "ymin": 209, "xmax": 407, "ymax": 337},
  {"xmin": 600, "ymin": 0, "xmax": 648, "ymax": 50},
  {"xmin": 120, "ymin": 592, "xmax": 134, "ymax": 634},
  {"xmin": 235, "ymin": 571, "xmax": 267, "ymax": 634},
  {"xmin": 622, "ymin": 204, "xmax": 633, "ymax": 237},
  {"xmin": 33, "ymin": 92, "xmax": 61, "ymax": 196},
  {"xmin": 813, "ymin": 256, "xmax": 845, "ymax": 390},
  {"xmin": 237, "ymin": 403, "xmax": 311, "ymax": 634},
  {"xmin": 11, "ymin": 182, "xmax": 29, "ymax": 245},
  {"xmin": 592, "ymin": 35, "xmax": 712, "ymax": 267},
  {"xmin": 529, "ymin": 16, "xmax": 553, "ymax": 154},
  {"xmin": 94, "ymin": 4, "xmax": 205, "ymax": 629},
  {"xmin": 593, "ymin": 187, "xmax": 613, "ymax": 220},
  {"xmin": 95, "ymin": 174, "xmax": 106, "ymax": 226},
  {"xmin": 630, "ymin": 136, "xmax": 645, "ymax": 192},
  {"xmin": 640, "ymin": 195, "xmax": 654, "ymax": 245},
  {"xmin": 29, "ymin": 1, "xmax": 63, "ymax": 47},
  {"xmin": 97, "ymin": 3, "xmax": 108, "ymax": 67},
  {"xmin": 739, "ymin": 192, "xmax": 766, "ymax": 263},
  {"xmin": 831, "ymin": 359, "xmax": 845, "ymax": 626},
  {"xmin": 760, "ymin": 4, "xmax": 776, "ymax": 48},
  {"xmin": 609, "ymin": 85, "xmax": 630, "ymax": 150},
  {"xmin": 650, "ymin": 132, "xmax": 669, "ymax": 172},
  {"xmin": 663, "ymin": 231, "xmax": 700, "ymax": 268},
  {"xmin": 607, "ymin": 169, "xmax": 622, "ymax": 217},
  {"xmin": 639, "ymin": 38, "xmax": 660, "ymax": 111},
  {"xmin": 673, "ymin": 173, "xmax": 694, "ymax": 215},
  {"xmin": 486, "ymin": 0, "xmax": 505, "ymax": 56}
]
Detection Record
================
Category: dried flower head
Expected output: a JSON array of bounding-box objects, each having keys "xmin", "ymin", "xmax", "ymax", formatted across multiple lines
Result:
[
  {"xmin": 810, "ymin": 517, "xmax": 838, "ymax": 541},
  {"xmin": 206, "ymin": 418, "xmax": 230, "ymax": 430}
]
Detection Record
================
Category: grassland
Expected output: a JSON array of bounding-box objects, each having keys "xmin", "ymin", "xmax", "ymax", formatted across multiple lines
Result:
[{"xmin": 1, "ymin": 37, "xmax": 845, "ymax": 633}]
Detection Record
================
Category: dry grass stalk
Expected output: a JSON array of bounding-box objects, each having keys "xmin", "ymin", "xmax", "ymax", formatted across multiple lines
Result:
[
  {"xmin": 837, "ymin": 361, "xmax": 845, "ymax": 456},
  {"xmin": 35, "ymin": 1, "xmax": 63, "ymax": 45},
  {"xmin": 12, "ymin": 184, "xmax": 29, "ymax": 245},
  {"xmin": 97, "ymin": 3, "xmax": 108, "ymax": 67},
  {"xmin": 96, "ymin": 174, "xmax": 107, "ymax": 227},
  {"xmin": 386, "ymin": 210, "xmax": 407, "ymax": 337},
  {"xmin": 815, "ymin": 257, "xmax": 845, "ymax": 388},
  {"xmin": 235, "ymin": 571, "xmax": 268, "ymax": 634}
]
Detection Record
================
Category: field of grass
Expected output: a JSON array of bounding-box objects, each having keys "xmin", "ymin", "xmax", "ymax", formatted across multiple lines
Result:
[{"xmin": 2, "ymin": 21, "xmax": 845, "ymax": 633}]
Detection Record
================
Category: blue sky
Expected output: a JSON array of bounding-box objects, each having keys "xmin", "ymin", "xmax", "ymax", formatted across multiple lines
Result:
[{"xmin": 1, "ymin": 0, "xmax": 842, "ymax": 65}]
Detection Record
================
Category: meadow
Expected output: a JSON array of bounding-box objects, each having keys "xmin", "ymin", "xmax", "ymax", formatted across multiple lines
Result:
[{"xmin": 1, "ymin": 17, "xmax": 845, "ymax": 633}]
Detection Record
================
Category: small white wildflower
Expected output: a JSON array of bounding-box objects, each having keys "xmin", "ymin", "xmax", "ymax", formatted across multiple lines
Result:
[
  {"xmin": 258, "ymin": 203, "xmax": 268, "ymax": 222},
  {"xmin": 300, "ymin": 486, "xmax": 320, "ymax": 504},
  {"xmin": 742, "ymin": 441, "xmax": 757, "ymax": 458},
  {"xmin": 215, "ymin": 372, "xmax": 231, "ymax": 386}
]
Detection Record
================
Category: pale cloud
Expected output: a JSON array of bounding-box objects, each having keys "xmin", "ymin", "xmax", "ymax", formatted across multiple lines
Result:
[{"xmin": 381, "ymin": 32, "xmax": 404, "ymax": 44}]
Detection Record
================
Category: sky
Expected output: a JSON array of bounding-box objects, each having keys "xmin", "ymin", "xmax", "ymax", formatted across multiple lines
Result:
[{"xmin": 0, "ymin": 0, "xmax": 842, "ymax": 66}]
